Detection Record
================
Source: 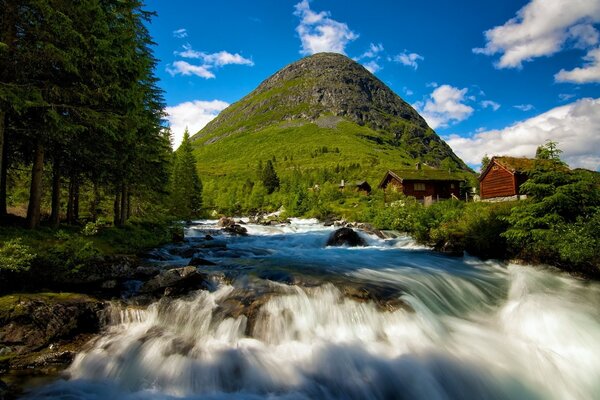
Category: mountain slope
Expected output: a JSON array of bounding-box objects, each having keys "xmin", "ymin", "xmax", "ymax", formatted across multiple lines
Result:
[{"xmin": 190, "ymin": 53, "xmax": 473, "ymax": 212}]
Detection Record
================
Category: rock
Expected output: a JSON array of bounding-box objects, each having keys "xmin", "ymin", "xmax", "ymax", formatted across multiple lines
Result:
[
  {"xmin": 139, "ymin": 266, "xmax": 207, "ymax": 295},
  {"xmin": 258, "ymin": 270, "xmax": 296, "ymax": 285},
  {"xmin": 218, "ymin": 217, "xmax": 236, "ymax": 228},
  {"xmin": 326, "ymin": 227, "xmax": 366, "ymax": 247},
  {"xmin": 188, "ymin": 257, "xmax": 217, "ymax": 267},
  {"xmin": 0, "ymin": 293, "xmax": 104, "ymax": 371},
  {"xmin": 224, "ymin": 224, "xmax": 248, "ymax": 236},
  {"xmin": 101, "ymin": 280, "xmax": 118, "ymax": 290},
  {"xmin": 435, "ymin": 241, "xmax": 464, "ymax": 257},
  {"xmin": 356, "ymin": 223, "xmax": 385, "ymax": 239},
  {"xmin": 134, "ymin": 266, "xmax": 160, "ymax": 279},
  {"xmin": 204, "ymin": 234, "xmax": 214, "ymax": 240}
]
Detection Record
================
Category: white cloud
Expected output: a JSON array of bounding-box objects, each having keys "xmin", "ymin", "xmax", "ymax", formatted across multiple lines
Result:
[
  {"xmin": 555, "ymin": 47, "xmax": 600, "ymax": 83},
  {"xmin": 362, "ymin": 60, "xmax": 381, "ymax": 73},
  {"xmin": 473, "ymin": 0, "xmax": 600, "ymax": 68},
  {"xmin": 168, "ymin": 45, "xmax": 254, "ymax": 79},
  {"xmin": 293, "ymin": 0, "xmax": 359, "ymax": 55},
  {"xmin": 177, "ymin": 45, "xmax": 254, "ymax": 66},
  {"xmin": 165, "ymin": 100, "xmax": 230, "ymax": 149},
  {"xmin": 393, "ymin": 50, "xmax": 424, "ymax": 69},
  {"xmin": 166, "ymin": 61, "xmax": 215, "ymax": 79},
  {"xmin": 415, "ymin": 85, "xmax": 474, "ymax": 129},
  {"xmin": 403, "ymin": 87, "xmax": 414, "ymax": 96},
  {"xmin": 559, "ymin": 93, "xmax": 576, "ymax": 101},
  {"xmin": 360, "ymin": 43, "xmax": 384, "ymax": 59},
  {"xmin": 173, "ymin": 28, "xmax": 188, "ymax": 39},
  {"xmin": 514, "ymin": 104, "xmax": 534, "ymax": 111},
  {"xmin": 426, "ymin": 82, "xmax": 438, "ymax": 88},
  {"xmin": 445, "ymin": 98, "xmax": 600, "ymax": 170},
  {"xmin": 481, "ymin": 100, "xmax": 501, "ymax": 111}
]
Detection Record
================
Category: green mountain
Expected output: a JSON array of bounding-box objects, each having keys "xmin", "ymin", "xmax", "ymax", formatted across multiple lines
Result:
[{"xmin": 191, "ymin": 53, "xmax": 472, "ymax": 213}]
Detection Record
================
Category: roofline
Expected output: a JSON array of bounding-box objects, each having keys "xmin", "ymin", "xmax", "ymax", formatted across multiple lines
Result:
[
  {"xmin": 478, "ymin": 156, "xmax": 515, "ymax": 182},
  {"xmin": 379, "ymin": 169, "xmax": 466, "ymax": 188}
]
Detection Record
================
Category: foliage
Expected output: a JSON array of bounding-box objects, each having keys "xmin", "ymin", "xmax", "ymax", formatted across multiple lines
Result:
[
  {"xmin": 261, "ymin": 160, "xmax": 280, "ymax": 194},
  {"xmin": 0, "ymin": 238, "xmax": 35, "ymax": 272},
  {"xmin": 169, "ymin": 130, "xmax": 202, "ymax": 219}
]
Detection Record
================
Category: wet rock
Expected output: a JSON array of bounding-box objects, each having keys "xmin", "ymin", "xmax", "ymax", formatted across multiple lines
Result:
[
  {"xmin": 224, "ymin": 224, "xmax": 248, "ymax": 236},
  {"xmin": 435, "ymin": 241, "xmax": 464, "ymax": 257},
  {"xmin": 204, "ymin": 234, "xmax": 214, "ymax": 240},
  {"xmin": 134, "ymin": 265, "xmax": 161, "ymax": 279},
  {"xmin": 326, "ymin": 227, "xmax": 366, "ymax": 247},
  {"xmin": 188, "ymin": 257, "xmax": 217, "ymax": 267},
  {"xmin": 0, "ymin": 293, "xmax": 104, "ymax": 371},
  {"xmin": 258, "ymin": 271, "xmax": 296, "ymax": 285},
  {"xmin": 356, "ymin": 223, "xmax": 385, "ymax": 239},
  {"xmin": 139, "ymin": 266, "xmax": 207, "ymax": 295},
  {"xmin": 218, "ymin": 217, "xmax": 236, "ymax": 228}
]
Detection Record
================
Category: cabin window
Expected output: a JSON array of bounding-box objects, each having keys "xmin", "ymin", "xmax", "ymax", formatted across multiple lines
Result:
[
  {"xmin": 414, "ymin": 183, "xmax": 425, "ymax": 191},
  {"xmin": 450, "ymin": 183, "xmax": 455, "ymax": 189},
  {"xmin": 492, "ymin": 166, "xmax": 498, "ymax": 170}
]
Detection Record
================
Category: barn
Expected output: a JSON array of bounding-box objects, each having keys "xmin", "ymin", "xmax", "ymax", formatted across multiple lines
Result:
[
  {"xmin": 378, "ymin": 168, "xmax": 463, "ymax": 201},
  {"xmin": 479, "ymin": 157, "xmax": 535, "ymax": 200}
]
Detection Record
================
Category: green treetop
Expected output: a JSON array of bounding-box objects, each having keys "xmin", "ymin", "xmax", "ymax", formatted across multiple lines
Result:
[{"xmin": 170, "ymin": 129, "xmax": 203, "ymax": 219}]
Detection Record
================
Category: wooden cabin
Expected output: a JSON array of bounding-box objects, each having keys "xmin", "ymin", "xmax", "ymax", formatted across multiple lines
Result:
[
  {"xmin": 479, "ymin": 157, "xmax": 534, "ymax": 200},
  {"xmin": 378, "ymin": 169, "xmax": 463, "ymax": 201},
  {"xmin": 355, "ymin": 181, "xmax": 372, "ymax": 194}
]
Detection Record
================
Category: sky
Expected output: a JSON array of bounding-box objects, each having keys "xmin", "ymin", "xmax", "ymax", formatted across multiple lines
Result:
[{"xmin": 145, "ymin": 0, "xmax": 600, "ymax": 170}]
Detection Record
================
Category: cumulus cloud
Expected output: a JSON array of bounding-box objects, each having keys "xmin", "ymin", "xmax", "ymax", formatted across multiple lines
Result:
[
  {"xmin": 514, "ymin": 104, "xmax": 534, "ymax": 111},
  {"xmin": 360, "ymin": 43, "xmax": 384, "ymax": 59},
  {"xmin": 177, "ymin": 45, "xmax": 254, "ymax": 66},
  {"xmin": 168, "ymin": 45, "xmax": 254, "ymax": 79},
  {"xmin": 473, "ymin": 0, "xmax": 600, "ymax": 69},
  {"xmin": 294, "ymin": 0, "xmax": 358, "ymax": 55},
  {"xmin": 173, "ymin": 28, "xmax": 188, "ymax": 39},
  {"xmin": 445, "ymin": 98, "xmax": 600, "ymax": 170},
  {"xmin": 559, "ymin": 93, "xmax": 576, "ymax": 101},
  {"xmin": 555, "ymin": 47, "xmax": 600, "ymax": 83},
  {"xmin": 165, "ymin": 100, "xmax": 230, "ymax": 149},
  {"xmin": 481, "ymin": 100, "xmax": 501, "ymax": 111},
  {"xmin": 415, "ymin": 85, "xmax": 474, "ymax": 129},
  {"xmin": 166, "ymin": 61, "xmax": 215, "ymax": 79},
  {"xmin": 393, "ymin": 51, "xmax": 424, "ymax": 69}
]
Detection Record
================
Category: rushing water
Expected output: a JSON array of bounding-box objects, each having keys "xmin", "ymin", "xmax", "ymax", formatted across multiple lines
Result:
[{"xmin": 25, "ymin": 219, "xmax": 600, "ymax": 399}]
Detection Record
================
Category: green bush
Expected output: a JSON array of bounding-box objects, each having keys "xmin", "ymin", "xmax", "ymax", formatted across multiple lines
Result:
[{"xmin": 0, "ymin": 238, "xmax": 36, "ymax": 273}]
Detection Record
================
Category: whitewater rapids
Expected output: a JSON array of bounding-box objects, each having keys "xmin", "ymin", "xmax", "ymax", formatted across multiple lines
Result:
[{"xmin": 24, "ymin": 219, "xmax": 600, "ymax": 399}]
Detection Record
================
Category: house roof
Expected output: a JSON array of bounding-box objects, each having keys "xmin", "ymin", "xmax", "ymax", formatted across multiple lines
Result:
[
  {"xmin": 379, "ymin": 169, "xmax": 464, "ymax": 188},
  {"xmin": 492, "ymin": 157, "xmax": 536, "ymax": 173}
]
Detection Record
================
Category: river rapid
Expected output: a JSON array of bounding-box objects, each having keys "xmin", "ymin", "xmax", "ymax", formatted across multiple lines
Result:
[{"xmin": 24, "ymin": 219, "xmax": 600, "ymax": 399}]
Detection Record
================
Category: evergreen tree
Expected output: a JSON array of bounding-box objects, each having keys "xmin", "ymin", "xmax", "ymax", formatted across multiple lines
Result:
[
  {"xmin": 480, "ymin": 154, "xmax": 490, "ymax": 172},
  {"xmin": 170, "ymin": 129, "xmax": 202, "ymax": 219},
  {"xmin": 262, "ymin": 159, "xmax": 279, "ymax": 194}
]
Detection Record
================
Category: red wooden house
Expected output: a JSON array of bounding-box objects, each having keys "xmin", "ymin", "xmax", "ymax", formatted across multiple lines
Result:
[
  {"xmin": 378, "ymin": 168, "xmax": 463, "ymax": 201},
  {"xmin": 479, "ymin": 157, "xmax": 535, "ymax": 200}
]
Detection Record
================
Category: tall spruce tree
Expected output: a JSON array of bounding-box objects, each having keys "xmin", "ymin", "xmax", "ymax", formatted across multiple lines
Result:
[
  {"xmin": 262, "ymin": 160, "xmax": 280, "ymax": 194},
  {"xmin": 169, "ymin": 129, "xmax": 202, "ymax": 219}
]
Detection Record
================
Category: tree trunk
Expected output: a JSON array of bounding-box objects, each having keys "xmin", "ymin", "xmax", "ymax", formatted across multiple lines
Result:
[
  {"xmin": 50, "ymin": 158, "xmax": 61, "ymax": 227},
  {"xmin": 26, "ymin": 143, "xmax": 45, "ymax": 229},
  {"xmin": 127, "ymin": 192, "xmax": 132, "ymax": 219},
  {"xmin": 90, "ymin": 182, "xmax": 100, "ymax": 221},
  {"xmin": 119, "ymin": 183, "xmax": 127, "ymax": 226},
  {"xmin": 0, "ymin": 115, "xmax": 7, "ymax": 218},
  {"xmin": 0, "ymin": 111, "xmax": 5, "ymax": 218},
  {"xmin": 66, "ymin": 178, "xmax": 74, "ymax": 224},
  {"xmin": 73, "ymin": 179, "xmax": 80, "ymax": 222},
  {"xmin": 113, "ymin": 191, "xmax": 121, "ymax": 226}
]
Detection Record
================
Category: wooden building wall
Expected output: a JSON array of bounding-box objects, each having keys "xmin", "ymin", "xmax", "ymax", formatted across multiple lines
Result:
[
  {"xmin": 480, "ymin": 165, "xmax": 516, "ymax": 199},
  {"xmin": 383, "ymin": 176, "xmax": 460, "ymax": 200}
]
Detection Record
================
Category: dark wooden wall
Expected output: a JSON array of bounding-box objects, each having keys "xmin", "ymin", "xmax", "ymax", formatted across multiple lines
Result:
[{"xmin": 480, "ymin": 164, "xmax": 516, "ymax": 199}]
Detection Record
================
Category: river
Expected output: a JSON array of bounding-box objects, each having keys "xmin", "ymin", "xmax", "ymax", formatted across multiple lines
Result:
[{"xmin": 23, "ymin": 219, "xmax": 600, "ymax": 399}]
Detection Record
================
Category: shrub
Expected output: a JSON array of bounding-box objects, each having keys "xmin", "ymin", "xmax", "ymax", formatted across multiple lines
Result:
[{"xmin": 0, "ymin": 238, "xmax": 36, "ymax": 272}]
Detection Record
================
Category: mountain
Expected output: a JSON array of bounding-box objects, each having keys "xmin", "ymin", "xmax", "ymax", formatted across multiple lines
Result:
[{"xmin": 191, "ymin": 53, "xmax": 472, "ymax": 212}]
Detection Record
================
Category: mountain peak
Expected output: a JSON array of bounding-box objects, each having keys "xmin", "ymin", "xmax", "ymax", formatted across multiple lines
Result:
[{"xmin": 192, "ymin": 53, "xmax": 467, "ymax": 171}]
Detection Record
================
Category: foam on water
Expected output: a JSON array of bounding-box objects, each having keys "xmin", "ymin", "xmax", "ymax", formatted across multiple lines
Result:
[{"xmin": 24, "ymin": 219, "xmax": 600, "ymax": 399}]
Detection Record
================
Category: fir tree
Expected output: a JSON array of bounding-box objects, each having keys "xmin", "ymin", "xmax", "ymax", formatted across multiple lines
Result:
[
  {"xmin": 262, "ymin": 159, "xmax": 279, "ymax": 194},
  {"xmin": 170, "ymin": 129, "xmax": 202, "ymax": 219}
]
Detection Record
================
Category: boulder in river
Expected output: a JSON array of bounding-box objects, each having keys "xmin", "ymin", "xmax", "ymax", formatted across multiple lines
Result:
[
  {"xmin": 218, "ymin": 217, "xmax": 236, "ymax": 228},
  {"xmin": 326, "ymin": 227, "xmax": 366, "ymax": 247},
  {"xmin": 139, "ymin": 266, "xmax": 207, "ymax": 295},
  {"xmin": 224, "ymin": 224, "xmax": 248, "ymax": 236}
]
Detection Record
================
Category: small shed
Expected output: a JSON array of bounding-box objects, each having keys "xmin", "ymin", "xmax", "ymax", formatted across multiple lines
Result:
[
  {"xmin": 479, "ymin": 157, "xmax": 534, "ymax": 200},
  {"xmin": 378, "ymin": 169, "xmax": 463, "ymax": 200},
  {"xmin": 355, "ymin": 181, "xmax": 371, "ymax": 194}
]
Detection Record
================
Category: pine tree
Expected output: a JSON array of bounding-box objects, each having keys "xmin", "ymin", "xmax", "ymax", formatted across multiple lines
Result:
[
  {"xmin": 170, "ymin": 129, "xmax": 202, "ymax": 219},
  {"xmin": 262, "ymin": 159, "xmax": 279, "ymax": 194}
]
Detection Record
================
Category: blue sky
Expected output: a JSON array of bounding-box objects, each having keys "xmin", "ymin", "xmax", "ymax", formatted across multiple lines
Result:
[{"xmin": 146, "ymin": 0, "xmax": 600, "ymax": 170}]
